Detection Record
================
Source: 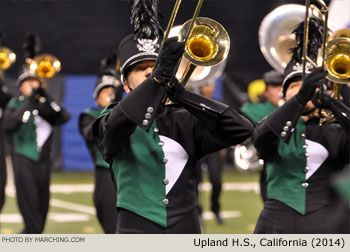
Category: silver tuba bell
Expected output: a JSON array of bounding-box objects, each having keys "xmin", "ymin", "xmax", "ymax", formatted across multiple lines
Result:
[
  {"xmin": 258, "ymin": 4, "xmax": 306, "ymax": 74},
  {"xmin": 234, "ymin": 4, "xmax": 306, "ymax": 172}
]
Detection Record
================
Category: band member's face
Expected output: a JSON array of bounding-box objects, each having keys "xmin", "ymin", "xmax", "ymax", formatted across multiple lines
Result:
[
  {"xmin": 19, "ymin": 78, "xmax": 41, "ymax": 97},
  {"xmin": 97, "ymin": 86, "xmax": 115, "ymax": 108},
  {"xmin": 264, "ymin": 85, "xmax": 282, "ymax": 107},
  {"xmin": 199, "ymin": 83, "xmax": 215, "ymax": 98},
  {"xmin": 124, "ymin": 60, "xmax": 155, "ymax": 93},
  {"xmin": 285, "ymin": 79, "xmax": 315, "ymax": 111}
]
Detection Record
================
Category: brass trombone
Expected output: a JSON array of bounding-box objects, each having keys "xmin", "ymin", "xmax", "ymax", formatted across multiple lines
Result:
[
  {"xmin": 0, "ymin": 46, "xmax": 16, "ymax": 77},
  {"xmin": 302, "ymin": 0, "xmax": 350, "ymax": 124},
  {"xmin": 155, "ymin": 0, "xmax": 230, "ymax": 87},
  {"xmin": 26, "ymin": 53, "xmax": 61, "ymax": 89}
]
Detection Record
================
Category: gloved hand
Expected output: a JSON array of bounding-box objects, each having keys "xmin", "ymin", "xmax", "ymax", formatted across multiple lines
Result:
[
  {"xmin": 295, "ymin": 67, "xmax": 327, "ymax": 105},
  {"xmin": 28, "ymin": 87, "xmax": 45, "ymax": 103},
  {"xmin": 153, "ymin": 37, "xmax": 185, "ymax": 85},
  {"xmin": 311, "ymin": 90, "xmax": 333, "ymax": 109}
]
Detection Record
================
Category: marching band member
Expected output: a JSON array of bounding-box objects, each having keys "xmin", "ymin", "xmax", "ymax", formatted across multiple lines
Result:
[
  {"xmin": 4, "ymin": 35, "xmax": 70, "ymax": 233},
  {"xmin": 92, "ymin": 0, "xmax": 253, "ymax": 234},
  {"xmin": 78, "ymin": 54, "xmax": 118, "ymax": 234},
  {"xmin": 253, "ymin": 18, "xmax": 349, "ymax": 233}
]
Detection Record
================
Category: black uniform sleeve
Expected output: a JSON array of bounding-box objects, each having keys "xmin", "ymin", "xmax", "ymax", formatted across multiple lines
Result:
[
  {"xmin": 168, "ymin": 80, "xmax": 254, "ymax": 158},
  {"xmin": 253, "ymin": 96, "xmax": 304, "ymax": 158},
  {"xmin": 35, "ymin": 90, "xmax": 71, "ymax": 126},
  {"xmin": 93, "ymin": 103, "xmax": 136, "ymax": 162},
  {"xmin": 322, "ymin": 94, "xmax": 350, "ymax": 135},
  {"xmin": 193, "ymin": 106, "xmax": 254, "ymax": 158},
  {"xmin": 0, "ymin": 83, "xmax": 12, "ymax": 109},
  {"xmin": 118, "ymin": 77, "xmax": 167, "ymax": 131},
  {"xmin": 78, "ymin": 113, "xmax": 96, "ymax": 145},
  {"xmin": 3, "ymin": 100, "xmax": 36, "ymax": 131}
]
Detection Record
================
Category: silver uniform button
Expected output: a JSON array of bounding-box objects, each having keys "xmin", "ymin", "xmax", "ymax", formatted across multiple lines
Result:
[
  {"xmin": 304, "ymin": 167, "xmax": 309, "ymax": 173},
  {"xmin": 305, "ymin": 152, "xmax": 309, "ymax": 157},
  {"xmin": 145, "ymin": 113, "xmax": 151, "ymax": 119},
  {"xmin": 158, "ymin": 141, "xmax": 164, "ymax": 146},
  {"xmin": 302, "ymin": 182, "xmax": 309, "ymax": 188},
  {"xmin": 163, "ymin": 179, "xmax": 169, "ymax": 185},
  {"xmin": 32, "ymin": 109, "xmax": 39, "ymax": 116},
  {"xmin": 286, "ymin": 121, "xmax": 292, "ymax": 127},
  {"xmin": 147, "ymin": 107, "xmax": 154, "ymax": 113},
  {"xmin": 281, "ymin": 131, "xmax": 286, "ymax": 137},
  {"xmin": 162, "ymin": 199, "xmax": 169, "ymax": 205},
  {"xmin": 39, "ymin": 97, "xmax": 47, "ymax": 103},
  {"xmin": 283, "ymin": 126, "xmax": 289, "ymax": 132},
  {"xmin": 142, "ymin": 119, "xmax": 149, "ymax": 126},
  {"xmin": 161, "ymin": 158, "xmax": 168, "ymax": 164},
  {"xmin": 22, "ymin": 111, "xmax": 31, "ymax": 123},
  {"xmin": 19, "ymin": 96, "xmax": 25, "ymax": 101},
  {"xmin": 301, "ymin": 133, "xmax": 305, "ymax": 137},
  {"xmin": 303, "ymin": 144, "xmax": 308, "ymax": 148},
  {"xmin": 154, "ymin": 127, "xmax": 159, "ymax": 133}
]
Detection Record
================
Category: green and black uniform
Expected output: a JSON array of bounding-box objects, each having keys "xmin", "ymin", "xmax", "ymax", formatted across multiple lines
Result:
[
  {"xmin": 93, "ymin": 77, "xmax": 254, "ymax": 233},
  {"xmin": 241, "ymin": 100, "xmax": 278, "ymax": 201},
  {"xmin": 79, "ymin": 107, "xmax": 117, "ymax": 234},
  {"xmin": 4, "ymin": 90, "xmax": 70, "ymax": 234},
  {"xmin": 253, "ymin": 96, "xmax": 349, "ymax": 233}
]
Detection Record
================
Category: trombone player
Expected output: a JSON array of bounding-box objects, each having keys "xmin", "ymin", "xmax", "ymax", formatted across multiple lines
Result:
[
  {"xmin": 3, "ymin": 35, "xmax": 70, "ymax": 233},
  {"xmin": 253, "ymin": 17, "xmax": 350, "ymax": 233},
  {"xmin": 92, "ymin": 0, "xmax": 253, "ymax": 233}
]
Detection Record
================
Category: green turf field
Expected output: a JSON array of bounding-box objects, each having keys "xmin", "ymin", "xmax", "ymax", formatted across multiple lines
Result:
[{"xmin": 0, "ymin": 169, "xmax": 263, "ymax": 234}]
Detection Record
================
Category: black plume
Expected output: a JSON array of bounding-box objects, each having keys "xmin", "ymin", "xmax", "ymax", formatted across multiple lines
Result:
[
  {"xmin": 22, "ymin": 33, "xmax": 41, "ymax": 59},
  {"xmin": 98, "ymin": 48, "xmax": 118, "ymax": 77},
  {"xmin": 290, "ymin": 17, "xmax": 324, "ymax": 63},
  {"xmin": 130, "ymin": 0, "xmax": 163, "ymax": 40},
  {"xmin": 0, "ymin": 33, "xmax": 3, "ymax": 46}
]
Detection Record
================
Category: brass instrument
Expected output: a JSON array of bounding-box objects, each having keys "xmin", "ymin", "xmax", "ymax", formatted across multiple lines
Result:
[
  {"xmin": 26, "ymin": 54, "xmax": 61, "ymax": 88},
  {"xmin": 237, "ymin": 4, "xmax": 305, "ymax": 172},
  {"xmin": 302, "ymin": 0, "xmax": 350, "ymax": 124},
  {"xmin": 155, "ymin": 0, "xmax": 230, "ymax": 87},
  {"xmin": 0, "ymin": 46, "xmax": 16, "ymax": 77},
  {"xmin": 168, "ymin": 24, "xmax": 228, "ymax": 90},
  {"xmin": 259, "ymin": 4, "xmax": 306, "ymax": 74}
]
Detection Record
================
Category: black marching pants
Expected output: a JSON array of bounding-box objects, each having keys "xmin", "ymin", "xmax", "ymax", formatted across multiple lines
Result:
[
  {"xmin": 197, "ymin": 152, "xmax": 223, "ymax": 214},
  {"xmin": 12, "ymin": 154, "xmax": 50, "ymax": 234},
  {"xmin": 254, "ymin": 199, "xmax": 350, "ymax": 234},
  {"xmin": 116, "ymin": 207, "xmax": 201, "ymax": 234},
  {"xmin": 94, "ymin": 166, "xmax": 117, "ymax": 234}
]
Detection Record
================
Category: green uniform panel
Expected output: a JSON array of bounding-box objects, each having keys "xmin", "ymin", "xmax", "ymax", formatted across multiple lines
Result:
[
  {"xmin": 266, "ymin": 118, "xmax": 307, "ymax": 214},
  {"xmin": 8, "ymin": 98, "xmax": 39, "ymax": 161}
]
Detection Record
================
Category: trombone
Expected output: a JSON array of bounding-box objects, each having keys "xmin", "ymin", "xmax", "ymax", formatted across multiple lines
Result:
[
  {"xmin": 155, "ymin": 0, "xmax": 230, "ymax": 87},
  {"xmin": 302, "ymin": 0, "xmax": 350, "ymax": 124},
  {"xmin": 0, "ymin": 46, "xmax": 16, "ymax": 77},
  {"xmin": 26, "ymin": 53, "xmax": 61, "ymax": 89}
]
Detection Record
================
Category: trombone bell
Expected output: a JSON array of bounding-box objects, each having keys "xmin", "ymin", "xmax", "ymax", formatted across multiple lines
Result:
[
  {"xmin": 326, "ymin": 37, "xmax": 350, "ymax": 84},
  {"xmin": 0, "ymin": 47, "xmax": 16, "ymax": 71},
  {"xmin": 30, "ymin": 54, "xmax": 61, "ymax": 79},
  {"xmin": 180, "ymin": 17, "xmax": 230, "ymax": 67}
]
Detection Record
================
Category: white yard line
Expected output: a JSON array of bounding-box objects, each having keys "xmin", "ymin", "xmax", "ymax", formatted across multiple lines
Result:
[{"xmin": 50, "ymin": 199, "xmax": 96, "ymax": 215}]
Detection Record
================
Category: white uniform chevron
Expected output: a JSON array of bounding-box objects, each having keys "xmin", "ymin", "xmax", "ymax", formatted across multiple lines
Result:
[
  {"xmin": 305, "ymin": 139, "xmax": 329, "ymax": 180},
  {"xmin": 159, "ymin": 135, "xmax": 189, "ymax": 195}
]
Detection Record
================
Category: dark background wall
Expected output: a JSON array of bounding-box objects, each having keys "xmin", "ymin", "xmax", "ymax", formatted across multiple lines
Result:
[{"xmin": 0, "ymin": 0, "xmax": 318, "ymax": 89}]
